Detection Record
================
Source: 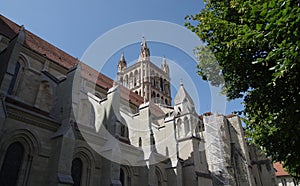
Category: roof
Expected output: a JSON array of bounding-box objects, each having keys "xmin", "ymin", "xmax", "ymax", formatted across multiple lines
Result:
[
  {"xmin": 226, "ymin": 113, "xmax": 237, "ymax": 118},
  {"xmin": 274, "ymin": 162, "xmax": 290, "ymax": 177},
  {"xmin": 0, "ymin": 14, "xmax": 144, "ymax": 106},
  {"xmin": 0, "ymin": 14, "xmax": 76, "ymax": 69},
  {"xmin": 174, "ymin": 81, "xmax": 194, "ymax": 106}
]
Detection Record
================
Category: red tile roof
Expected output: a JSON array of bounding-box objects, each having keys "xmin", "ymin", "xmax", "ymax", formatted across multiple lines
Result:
[
  {"xmin": 274, "ymin": 162, "xmax": 290, "ymax": 177},
  {"xmin": 226, "ymin": 113, "xmax": 237, "ymax": 118},
  {"xmin": 0, "ymin": 14, "xmax": 144, "ymax": 106},
  {"xmin": 0, "ymin": 14, "xmax": 76, "ymax": 69}
]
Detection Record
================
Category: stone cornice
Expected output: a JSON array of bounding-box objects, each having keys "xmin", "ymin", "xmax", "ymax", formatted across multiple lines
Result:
[{"xmin": 6, "ymin": 102, "xmax": 59, "ymax": 131}]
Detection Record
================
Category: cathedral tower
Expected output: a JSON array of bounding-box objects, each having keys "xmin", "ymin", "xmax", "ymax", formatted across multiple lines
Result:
[{"xmin": 117, "ymin": 37, "xmax": 171, "ymax": 106}]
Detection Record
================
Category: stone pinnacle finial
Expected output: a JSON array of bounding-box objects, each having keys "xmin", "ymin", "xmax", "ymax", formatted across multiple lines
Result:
[
  {"xmin": 120, "ymin": 51, "xmax": 125, "ymax": 61},
  {"xmin": 162, "ymin": 55, "xmax": 166, "ymax": 65},
  {"xmin": 141, "ymin": 36, "xmax": 147, "ymax": 48},
  {"xmin": 180, "ymin": 79, "xmax": 183, "ymax": 86},
  {"xmin": 138, "ymin": 36, "xmax": 150, "ymax": 62}
]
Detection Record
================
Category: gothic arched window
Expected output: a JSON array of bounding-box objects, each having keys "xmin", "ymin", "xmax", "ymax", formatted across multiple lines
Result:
[
  {"xmin": 124, "ymin": 75, "xmax": 129, "ymax": 88},
  {"xmin": 155, "ymin": 93, "xmax": 160, "ymax": 103},
  {"xmin": 152, "ymin": 91, "xmax": 155, "ymax": 98},
  {"xmin": 129, "ymin": 72, "xmax": 133, "ymax": 88},
  {"xmin": 160, "ymin": 77, "xmax": 163, "ymax": 91},
  {"xmin": 89, "ymin": 106, "xmax": 95, "ymax": 128},
  {"xmin": 120, "ymin": 166, "xmax": 131, "ymax": 186},
  {"xmin": 155, "ymin": 167, "xmax": 163, "ymax": 186},
  {"xmin": 121, "ymin": 124, "xmax": 126, "ymax": 137},
  {"xmin": 71, "ymin": 158, "xmax": 83, "ymax": 186},
  {"xmin": 184, "ymin": 117, "xmax": 190, "ymax": 135},
  {"xmin": 134, "ymin": 70, "xmax": 138, "ymax": 86},
  {"xmin": 120, "ymin": 168, "xmax": 125, "ymax": 186},
  {"xmin": 177, "ymin": 118, "xmax": 182, "ymax": 138},
  {"xmin": 0, "ymin": 142, "xmax": 24, "ymax": 186},
  {"xmin": 7, "ymin": 62, "xmax": 21, "ymax": 95},
  {"xmin": 139, "ymin": 137, "xmax": 142, "ymax": 147}
]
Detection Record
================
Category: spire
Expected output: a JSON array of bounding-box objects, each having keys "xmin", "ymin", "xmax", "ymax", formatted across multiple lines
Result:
[
  {"xmin": 138, "ymin": 36, "xmax": 150, "ymax": 62},
  {"xmin": 118, "ymin": 51, "xmax": 127, "ymax": 72},
  {"xmin": 141, "ymin": 36, "xmax": 147, "ymax": 48},
  {"xmin": 120, "ymin": 51, "xmax": 125, "ymax": 61},
  {"xmin": 161, "ymin": 55, "xmax": 169, "ymax": 74},
  {"xmin": 162, "ymin": 55, "xmax": 166, "ymax": 65}
]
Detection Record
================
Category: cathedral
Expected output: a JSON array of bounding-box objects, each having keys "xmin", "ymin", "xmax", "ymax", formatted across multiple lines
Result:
[{"xmin": 0, "ymin": 14, "xmax": 277, "ymax": 186}]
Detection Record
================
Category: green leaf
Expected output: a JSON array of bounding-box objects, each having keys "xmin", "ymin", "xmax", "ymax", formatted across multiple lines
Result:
[{"xmin": 185, "ymin": 0, "xmax": 300, "ymax": 178}]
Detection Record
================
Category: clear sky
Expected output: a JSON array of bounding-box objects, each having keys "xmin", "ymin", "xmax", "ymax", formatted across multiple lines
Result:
[{"xmin": 0, "ymin": 0, "xmax": 243, "ymax": 114}]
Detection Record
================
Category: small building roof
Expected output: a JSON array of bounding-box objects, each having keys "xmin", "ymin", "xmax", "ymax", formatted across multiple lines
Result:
[
  {"xmin": 174, "ymin": 80, "xmax": 194, "ymax": 106},
  {"xmin": 274, "ymin": 162, "xmax": 290, "ymax": 177}
]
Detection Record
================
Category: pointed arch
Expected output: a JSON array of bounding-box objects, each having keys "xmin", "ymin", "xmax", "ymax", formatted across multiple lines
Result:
[
  {"xmin": 73, "ymin": 146, "xmax": 97, "ymax": 186},
  {"xmin": 155, "ymin": 166, "xmax": 165, "ymax": 186},
  {"xmin": 7, "ymin": 55, "xmax": 28, "ymax": 95},
  {"xmin": 134, "ymin": 70, "xmax": 139, "ymax": 86},
  {"xmin": 0, "ymin": 128, "xmax": 41, "ymax": 185},
  {"xmin": 139, "ymin": 137, "xmax": 142, "ymax": 147},
  {"xmin": 71, "ymin": 158, "xmax": 83, "ymax": 186},
  {"xmin": 90, "ymin": 105, "xmax": 95, "ymax": 127},
  {"xmin": 120, "ymin": 165, "xmax": 133, "ymax": 186},
  {"xmin": 177, "ymin": 118, "xmax": 182, "ymax": 138},
  {"xmin": 124, "ymin": 74, "xmax": 129, "ymax": 88},
  {"xmin": 0, "ymin": 128, "xmax": 40, "ymax": 157},
  {"xmin": 152, "ymin": 91, "xmax": 155, "ymax": 98},
  {"xmin": 0, "ymin": 142, "xmax": 24, "ymax": 186},
  {"xmin": 129, "ymin": 72, "xmax": 134, "ymax": 88}
]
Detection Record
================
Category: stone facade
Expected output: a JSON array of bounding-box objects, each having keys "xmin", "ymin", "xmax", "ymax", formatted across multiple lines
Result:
[
  {"xmin": 0, "ymin": 15, "xmax": 276, "ymax": 186},
  {"xmin": 202, "ymin": 113, "xmax": 277, "ymax": 186}
]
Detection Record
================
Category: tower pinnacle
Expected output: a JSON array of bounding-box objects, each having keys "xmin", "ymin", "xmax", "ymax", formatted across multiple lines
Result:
[
  {"xmin": 161, "ymin": 55, "xmax": 169, "ymax": 74},
  {"xmin": 138, "ymin": 36, "xmax": 150, "ymax": 62},
  {"xmin": 120, "ymin": 51, "xmax": 125, "ymax": 61},
  {"xmin": 180, "ymin": 79, "xmax": 183, "ymax": 86},
  {"xmin": 141, "ymin": 36, "xmax": 147, "ymax": 48},
  {"xmin": 117, "ymin": 51, "xmax": 127, "ymax": 72}
]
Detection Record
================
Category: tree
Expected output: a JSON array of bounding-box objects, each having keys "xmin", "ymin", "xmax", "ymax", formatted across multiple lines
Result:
[{"xmin": 185, "ymin": 0, "xmax": 300, "ymax": 178}]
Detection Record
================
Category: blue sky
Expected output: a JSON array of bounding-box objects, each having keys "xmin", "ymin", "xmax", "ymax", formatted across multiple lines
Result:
[{"xmin": 0, "ymin": 0, "xmax": 244, "ymax": 114}]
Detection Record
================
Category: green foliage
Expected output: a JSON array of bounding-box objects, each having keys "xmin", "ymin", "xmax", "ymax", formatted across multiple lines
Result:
[
  {"xmin": 186, "ymin": 0, "xmax": 300, "ymax": 178},
  {"xmin": 193, "ymin": 46, "xmax": 224, "ymax": 86}
]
